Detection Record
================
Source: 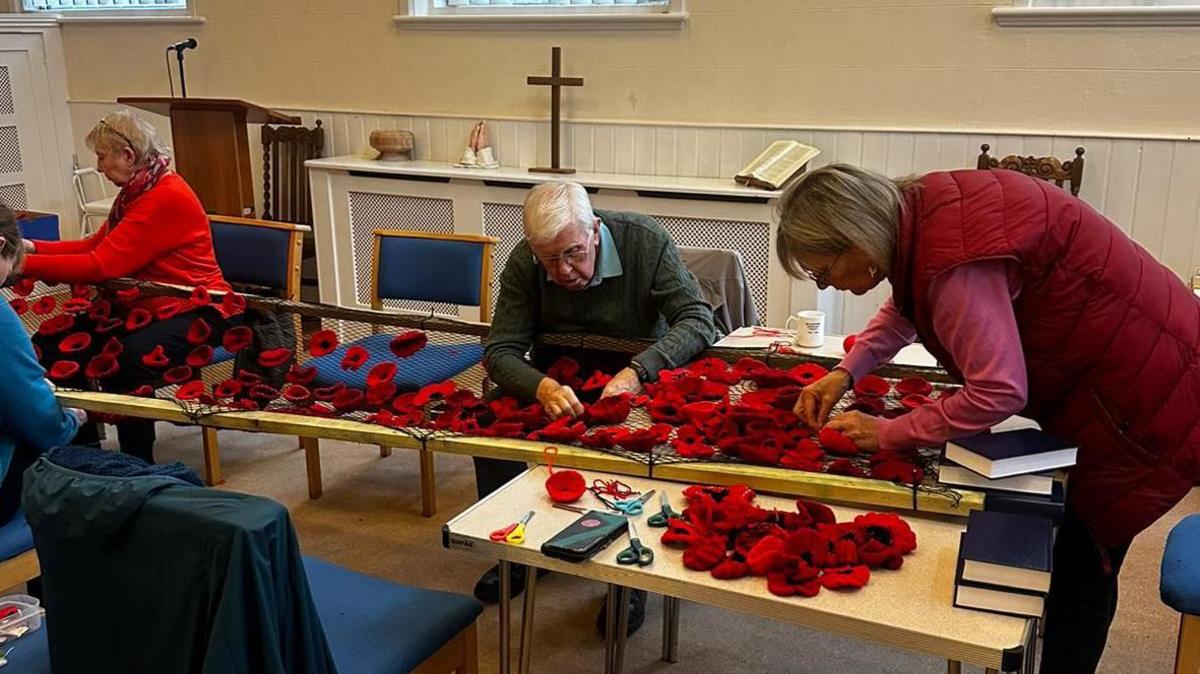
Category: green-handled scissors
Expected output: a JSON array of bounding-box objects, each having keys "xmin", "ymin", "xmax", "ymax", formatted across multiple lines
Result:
[
  {"xmin": 616, "ymin": 519, "xmax": 654, "ymax": 567},
  {"xmin": 647, "ymin": 491, "xmax": 682, "ymax": 528}
]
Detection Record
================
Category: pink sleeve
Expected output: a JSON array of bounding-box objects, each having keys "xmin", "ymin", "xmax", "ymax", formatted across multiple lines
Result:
[
  {"xmin": 838, "ymin": 297, "xmax": 918, "ymax": 383},
  {"xmin": 876, "ymin": 260, "xmax": 1028, "ymax": 451}
]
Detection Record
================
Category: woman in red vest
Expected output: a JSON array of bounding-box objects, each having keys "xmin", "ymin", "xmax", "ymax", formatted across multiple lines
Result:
[
  {"xmin": 776, "ymin": 164, "xmax": 1200, "ymax": 674},
  {"xmin": 21, "ymin": 110, "xmax": 234, "ymax": 464}
]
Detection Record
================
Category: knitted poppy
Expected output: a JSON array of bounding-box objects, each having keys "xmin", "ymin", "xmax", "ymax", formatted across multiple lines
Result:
[
  {"xmin": 682, "ymin": 539, "xmax": 727, "ymax": 572},
  {"xmin": 365, "ymin": 381, "xmax": 397, "ymax": 407},
  {"xmin": 340, "ymin": 345, "xmax": 368, "ymax": 371},
  {"xmin": 443, "ymin": 389, "xmax": 481, "ymax": 410},
  {"xmin": 163, "ymin": 365, "xmax": 194, "ymax": 384},
  {"xmin": 139, "ymin": 345, "xmax": 170, "ymax": 368},
  {"xmin": 581, "ymin": 370, "xmax": 612, "ymax": 393},
  {"xmin": 894, "ymin": 377, "xmax": 932, "ymax": 397},
  {"xmin": 710, "ymin": 558, "xmax": 750, "ymax": 580},
  {"xmin": 314, "ymin": 383, "xmax": 345, "ymax": 402},
  {"xmin": 819, "ymin": 565, "xmax": 870, "ymax": 590},
  {"xmin": 698, "ymin": 380, "xmax": 730, "ymax": 401},
  {"xmin": 738, "ymin": 436, "xmax": 785, "ymax": 466},
  {"xmin": 31, "ymin": 296, "xmax": 57, "ymax": 315},
  {"xmin": 414, "ymin": 380, "xmax": 456, "ymax": 407},
  {"xmin": 58, "ymin": 332, "xmax": 92, "ymax": 354},
  {"xmin": 731, "ymin": 357, "xmax": 769, "ymax": 380},
  {"xmin": 852, "ymin": 374, "xmax": 890, "ymax": 398},
  {"xmin": 221, "ymin": 292, "xmax": 246, "ymax": 316},
  {"xmin": 249, "ymin": 383, "xmax": 281, "ymax": 402},
  {"xmin": 617, "ymin": 424, "xmax": 672, "ymax": 452},
  {"xmin": 231, "ymin": 398, "xmax": 261, "ymax": 411},
  {"xmin": 125, "ymin": 308, "xmax": 152, "ymax": 331},
  {"xmin": 61, "ymin": 298, "xmax": 92, "ymax": 314},
  {"xmin": 745, "ymin": 368, "xmax": 798, "ymax": 389},
  {"xmin": 257, "ymin": 348, "xmax": 293, "ymax": 368},
  {"xmin": 186, "ymin": 318, "xmax": 212, "ymax": 345},
  {"xmin": 236, "ymin": 370, "xmax": 263, "ymax": 386},
  {"xmin": 219, "ymin": 326, "xmax": 252, "ymax": 353},
  {"xmin": 8, "ymin": 298, "xmax": 27, "ymax": 315},
  {"xmin": 174, "ymin": 380, "xmax": 207, "ymax": 401},
  {"xmin": 535, "ymin": 417, "xmax": 587, "ymax": 443},
  {"xmin": 389, "ymin": 330, "xmax": 427, "ymax": 358},
  {"xmin": 648, "ymin": 392, "xmax": 688, "ymax": 424},
  {"xmin": 680, "ymin": 400, "xmax": 718, "ymax": 426},
  {"xmin": 115, "ymin": 287, "xmax": 140, "ymax": 302},
  {"xmin": 155, "ymin": 300, "xmax": 187, "ymax": 321},
  {"xmin": 70, "ymin": 284, "xmax": 91, "ymax": 299},
  {"xmin": 855, "ymin": 512, "xmax": 918, "ymax": 567},
  {"xmin": 101, "ymin": 336, "xmax": 124, "ymax": 358},
  {"xmin": 745, "ymin": 535, "xmax": 786, "ymax": 575},
  {"xmin": 671, "ymin": 425, "xmax": 715, "ymax": 459},
  {"xmin": 579, "ymin": 427, "xmax": 622, "ymax": 449},
  {"xmin": 826, "ymin": 458, "xmax": 867, "ymax": 478},
  {"xmin": 331, "ymin": 388, "xmax": 365, "ymax": 412},
  {"xmin": 87, "ymin": 299, "xmax": 112, "ymax": 321},
  {"xmin": 84, "ymin": 354, "xmax": 119, "ymax": 380},
  {"xmin": 308, "ymin": 329, "xmax": 338, "ymax": 357},
  {"xmin": 286, "ymin": 365, "xmax": 318, "ymax": 385},
  {"xmin": 795, "ymin": 498, "xmax": 837, "ymax": 526},
  {"xmin": 688, "ymin": 357, "xmax": 741, "ymax": 385},
  {"xmin": 630, "ymin": 394, "xmax": 650, "ymax": 407},
  {"xmin": 699, "ymin": 415, "xmax": 738, "ymax": 444},
  {"xmin": 186, "ymin": 345, "xmax": 214, "ymax": 368},
  {"xmin": 48, "ymin": 360, "xmax": 80, "ymax": 381},
  {"xmin": 546, "ymin": 356, "xmax": 581, "ymax": 387},
  {"xmin": 818, "ymin": 427, "xmax": 860, "ymax": 456},
  {"xmin": 131, "ymin": 384, "xmax": 155, "ymax": 397},
  {"xmin": 213, "ymin": 379, "xmax": 243, "ymax": 399},
  {"xmin": 766, "ymin": 570, "xmax": 822, "ymax": 598},
  {"xmin": 901, "ymin": 393, "xmax": 935, "ymax": 409},
  {"xmin": 366, "ymin": 362, "xmax": 397, "ymax": 388},
  {"xmin": 842, "ymin": 334, "xmax": 857, "ymax": 353},
  {"xmin": 190, "ymin": 286, "xmax": 211, "ymax": 306},
  {"xmin": 870, "ymin": 460, "xmax": 923, "ymax": 486},
  {"xmin": 790, "ymin": 363, "xmax": 829, "ymax": 386},
  {"xmin": 779, "ymin": 449, "xmax": 822, "ymax": 471},
  {"xmin": 94, "ymin": 317, "xmax": 123, "ymax": 335},
  {"xmin": 480, "ymin": 421, "xmax": 525, "ymax": 439},
  {"xmin": 11, "ymin": 277, "xmax": 34, "ymax": 296},
  {"xmin": 545, "ymin": 467, "xmax": 586, "ymax": 503},
  {"xmin": 283, "ymin": 384, "xmax": 313, "ymax": 404},
  {"xmin": 845, "ymin": 398, "xmax": 885, "ymax": 416}
]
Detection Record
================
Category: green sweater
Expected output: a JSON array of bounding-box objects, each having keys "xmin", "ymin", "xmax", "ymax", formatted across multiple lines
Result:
[{"xmin": 484, "ymin": 209, "xmax": 716, "ymax": 401}]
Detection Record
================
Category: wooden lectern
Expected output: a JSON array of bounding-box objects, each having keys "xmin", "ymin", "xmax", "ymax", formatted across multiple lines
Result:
[{"xmin": 118, "ymin": 97, "xmax": 300, "ymax": 217}]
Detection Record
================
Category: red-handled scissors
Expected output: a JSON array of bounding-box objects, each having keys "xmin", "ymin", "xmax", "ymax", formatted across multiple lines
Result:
[{"xmin": 490, "ymin": 511, "xmax": 535, "ymax": 545}]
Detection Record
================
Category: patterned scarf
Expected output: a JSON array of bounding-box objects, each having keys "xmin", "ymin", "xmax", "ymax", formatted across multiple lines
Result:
[{"xmin": 105, "ymin": 154, "xmax": 172, "ymax": 230}]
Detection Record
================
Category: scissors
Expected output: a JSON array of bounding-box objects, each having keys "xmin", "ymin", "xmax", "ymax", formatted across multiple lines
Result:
[
  {"xmin": 616, "ymin": 519, "xmax": 654, "ymax": 567},
  {"xmin": 490, "ymin": 511, "xmax": 535, "ymax": 545},
  {"xmin": 598, "ymin": 489, "xmax": 656, "ymax": 516},
  {"xmin": 646, "ymin": 491, "xmax": 682, "ymax": 528}
]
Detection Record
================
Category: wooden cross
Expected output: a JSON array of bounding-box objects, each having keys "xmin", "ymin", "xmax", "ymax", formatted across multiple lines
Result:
[{"xmin": 527, "ymin": 46, "xmax": 584, "ymax": 174}]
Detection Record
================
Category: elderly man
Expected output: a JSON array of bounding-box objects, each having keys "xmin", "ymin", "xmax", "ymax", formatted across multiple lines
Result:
[{"xmin": 473, "ymin": 181, "xmax": 716, "ymax": 634}]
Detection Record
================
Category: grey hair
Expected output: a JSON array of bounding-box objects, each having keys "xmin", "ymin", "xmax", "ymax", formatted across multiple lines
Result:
[
  {"xmin": 775, "ymin": 164, "xmax": 917, "ymax": 279},
  {"xmin": 522, "ymin": 181, "xmax": 595, "ymax": 245},
  {"xmin": 86, "ymin": 109, "xmax": 172, "ymax": 167}
]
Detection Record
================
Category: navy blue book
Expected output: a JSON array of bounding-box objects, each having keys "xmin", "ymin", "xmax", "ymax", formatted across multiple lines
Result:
[
  {"xmin": 946, "ymin": 429, "xmax": 1077, "ymax": 479},
  {"xmin": 960, "ymin": 510, "xmax": 1053, "ymax": 592},
  {"xmin": 983, "ymin": 480, "xmax": 1066, "ymax": 526},
  {"xmin": 954, "ymin": 541, "xmax": 1047, "ymax": 618}
]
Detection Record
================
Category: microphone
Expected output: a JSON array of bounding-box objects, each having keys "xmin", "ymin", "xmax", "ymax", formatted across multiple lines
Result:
[{"xmin": 167, "ymin": 38, "xmax": 198, "ymax": 52}]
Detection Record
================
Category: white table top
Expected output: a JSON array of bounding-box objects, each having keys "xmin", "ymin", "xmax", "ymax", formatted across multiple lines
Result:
[
  {"xmin": 714, "ymin": 328, "xmax": 941, "ymax": 369},
  {"xmin": 306, "ymin": 156, "xmax": 781, "ymax": 201},
  {"xmin": 444, "ymin": 468, "xmax": 1030, "ymax": 669}
]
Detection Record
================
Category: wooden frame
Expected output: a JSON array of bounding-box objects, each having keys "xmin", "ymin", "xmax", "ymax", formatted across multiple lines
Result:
[
  {"xmin": 412, "ymin": 621, "xmax": 479, "ymax": 674},
  {"xmin": 1177, "ymin": 613, "xmax": 1200, "ymax": 674},
  {"xmin": 0, "ymin": 549, "xmax": 39, "ymax": 593},
  {"xmin": 977, "ymin": 143, "xmax": 1086, "ymax": 197}
]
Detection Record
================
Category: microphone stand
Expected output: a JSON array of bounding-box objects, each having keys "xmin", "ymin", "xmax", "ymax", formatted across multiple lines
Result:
[{"xmin": 175, "ymin": 46, "xmax": 188, "ymax": 99}]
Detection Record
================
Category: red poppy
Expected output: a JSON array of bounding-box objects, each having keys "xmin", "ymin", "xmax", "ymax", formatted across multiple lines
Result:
[
  {"xmin": 688, "ymin": 357, "xmax": 741, "ymax": 385},
  {"xmin": 174, "ymin": 380, "xmax": 208, "ymax": 401},
  {"xmin": 309, "ymin": 329, "xmax": 339, "ymax": 357},
  {"xmin": 163, "ymin": 365, "xmax": 195, "ymax": 384},
  {"xmin": 236, "ymin": 370, "xmax": 263, "ymax": 386},
  {"xmin": 84, "ymin": 354, "xmax": 119, "ymax": 380},
  {"xmin": 389, "ymin": 330, "xmax": 428, "ymax": 358},
  {"xmin": 94, "ymin": 317, "xmax": 123, "ymax": 335},
  {"xmin": 630, "ymin": 394, "xmax": 650, "ymax": 407},
  {"xmin": 156, "ymin": 300, "xmax": 187, "ymax": 321},
  {"xmin": 221, "ymin": 292, "xmax": 246, "ymax": 316},
  {"xmin": 11, "ymin": 278, "xmax": 35, "ymax": 297},
  {"xmin": 826, "ymin": 458, "xmax": 867, "ymax": 478},
  {"xmin": 141, "ymin": 346, "xmax": 170, "ymax": 368},
  {"xmin": 413, "ymin": 380, "xmax": 457, "ymax": 407},
  {"xmin": 366, "ymin": 362, "xmax": 397, "ymax": 388},
  {"xmin": 579, "ymin": 427, "xmax": 622, "ymax": 449},
  {"xmin": 648, "ymin": 393, "xmax": 688, "ymax": 425},
  {"xmin": 845, "ymin": 398, "xmax": 885, "ymax": 416},
  {"xmin": 331, "ymin": 388, "xmax": 365, "ymax": 412},
  {"xmin": 125, "ymin": 308, "xmax": 152, "ymax": 332},
  {"xmin": 671, "ymin": 425, "xmax": 715, "ymax": 459},
  {"xmin": 535, "ymin": 417, "xmax": 587, "ymax": 443},
  {"xmin": 731, "ymin": 357, "xmax": 769, "ymax": 380},
  {"xmin": 870, "ymin": 460, "xmax": 923, "ymax": 486},
  {"xmin": 545, "ymin": 466, "xmax": 587, "ymax": 503},
  {"xmin": 852, "ymin": 374, "xmax": 890, "ymax": 398},
  {"xmin": 340, "ymin": 345, "xmax": 369, "ymax": 371},
  {"xmin": 115, "ymin": 287, "xmax": 140, "ymax": 302},
  {"xmin": 131, "ymin": 384, "xmax": 155, "ymax": 397},
  {"xmin": 616, "ymin": 424, "xmax": 671, "ymax": 452},
  {"xmin": 222, "ymin": 326, "xmax": 254, "ymax": 353},
  {"xmin": 679, "ymin": 400, "xmax": 718, "ymax": 426},
  {"xmin": 249, "ymin": 384, "xmax": 281, "ymax": 401},
  {"xmin": 70, "ymin": 284, "xmax": 92, "ymax": 299},
  {"xmin": 257, "ymin": 347, "xmax": 293, "ymax": 368},
  {"xmin": 819, "ymin": 565, "xmax": 870, "ymax": 590},
  {"xmin": 842, "ymin": 334, "xmax": 857, "ymax": 353},
  {"xmin": 894, "ymin": 377, "xmax": 932, "ymax": 397},
  {"xmin": 745, "ymin": 368, "xmax": 798, "ymax": 389},
  {"xmin": 365, "ymin": 381, "xmax": 397, "ymax": 407},
  {"xmin": 738, "ymin": 437, "xmax": 786, "ymax": 466},
  {"xmin": 58, "ymin": 332, "xmax": 92, "ymax": 354},
  {"xmin": 101, "ymin": 336, "xmax": 124, "ymax": 358},
  {"xmin": 819, "ymin": 427, "xmax": 860, "ymax": 456},
  {"xmin": 314, "ymin": 383, "xmax": 345, "ymax": 402},
  {"xmin": 213, "ymin": 379, "xmax": 243, "ymax": 399},
  {"xmin": 581, "ymin": 370, "xmax": 612, "ymax": 393},
  {"xmin": 31, "ymin": 296, "xmax": 57, "ymax": 315},
  {"xmin": 901, "ymin": 393, "xmax": 935, "ymax": 409},
  {"xmin": 546, "ymin": 356, "xmax": 581, "ymax": 387},
  {"xmin": 190, "ymin": 286, "xmax": 212, "ymax": 306},
  {"xmin": 779, "ymin": 448, "xmax": 822, "ymax": 471},
  {"xmin": 789, "ymin": 363, "xmax": 829, "ymax": 386},
  {"xmin": 443, "ymin": 389, "xmax": 480, "ymax": 409},
  {"xmin": 682, "ymin": 539, "xmax": 728, "ymax": 572},
  {"xmin": 48, "ymin": 360, "xmax": 80, "ymax": 381},
  {"xmin": 710, "ymin": 558, "xmax": 750, "ymax": 580},
  {"xmin": 854, "ymin": 513, "xmax": 917, "ymax": 569},
  {"xmin": 8, "ymin": 297, "xmax": 27, "ymax": 315},
  {"xmin": 283, "ymin": 384, "xmax": 313, "ymax": 404},
  {"xmin": 61, "ymin": 298, "xmax": 92, "ymax": 314},
  {"xmin": 186, "ymin": 344, "xmax": 214, "ymax": 368},
  {"xmin": 187, "ymin": 318, "xmax": 211, "ymax": 345},
  {"xmin": 286, "ymin": 365, "xmax": 317, "ymax": 386},
  {"xmin": 232, "ymin": 398, "xmax": 261, "ymax": 411},
  {"xmin": 87, "ymin": 300, "xmax": 112, "ymax": 321}
]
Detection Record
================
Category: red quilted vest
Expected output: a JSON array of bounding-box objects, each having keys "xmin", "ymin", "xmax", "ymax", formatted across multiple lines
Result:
[{"xmin": 892, "ymin": 170, "xmax": 1200, "ymax": 548}]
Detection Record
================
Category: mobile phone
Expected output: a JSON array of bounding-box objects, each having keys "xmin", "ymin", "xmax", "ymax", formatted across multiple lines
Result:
[{"xmin": 540, "ymin": 510, "xmax": 628, "ymax": 562}]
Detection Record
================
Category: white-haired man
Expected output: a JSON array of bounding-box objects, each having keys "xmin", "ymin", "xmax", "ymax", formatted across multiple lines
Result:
[{"xmin": 474, "ymin": 181, "xmax": 716, "ymax": 635}]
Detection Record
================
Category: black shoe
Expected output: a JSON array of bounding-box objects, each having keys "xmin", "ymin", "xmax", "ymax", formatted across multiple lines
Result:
[
  {"xmin": 472, "ymin": 564, "xmax": 550, "ymax": 604},
  {"xmin": 595, "ymin": 588, "xmax": 647, "ymax": 638}
]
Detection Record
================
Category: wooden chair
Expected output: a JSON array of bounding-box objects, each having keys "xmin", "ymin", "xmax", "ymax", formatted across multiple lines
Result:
[
  {"xmin": 302, "ymin": 230, "xmax": 498, "ymax": 515},
  {"xmin": 262, "ymin": 121, "xmax": 323, "ymax": 301},
  {"xmin": 977, "ymin": 144, "xmax": 1085, "ymax": 196},
  {"xmin": 1162, "ymin": 514, "xmax": 1200, "ymax": 674}
]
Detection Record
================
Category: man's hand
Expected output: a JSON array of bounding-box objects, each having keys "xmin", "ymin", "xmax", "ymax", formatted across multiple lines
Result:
[
  {"xmin": 600, "ymin": 367, "xmax": 643, "ymax": 399},
  {"xmin": 66, "ymin": 407, "xmax": 88, "ymax": 426},
  {"xmin": 794, "ymin": 368, "xmax": 852, "ymax": 428},
  {"xmin": 536, "ymin": 377, "xmax": 584, "ymax": 419},
  {"xmin": 824, "ymin": 411, "xmax": 881, "ymax": 452}
]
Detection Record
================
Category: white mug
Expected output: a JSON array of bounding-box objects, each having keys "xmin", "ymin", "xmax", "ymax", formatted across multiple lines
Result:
[{"xmin": 785, "ymin": 310, "xmax": 825, "ymax": 348}]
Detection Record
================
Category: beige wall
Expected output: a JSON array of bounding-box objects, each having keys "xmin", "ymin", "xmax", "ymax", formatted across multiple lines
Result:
[{"xmin": 60, "ymin": 0, "xmax": 1200, "ymax": 138}]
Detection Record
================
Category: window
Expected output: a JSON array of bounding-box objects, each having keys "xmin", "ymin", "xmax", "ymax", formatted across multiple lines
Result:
[
  {"xmin": 23, "ymin": 0, "xmax": 187, "ymax": 10},
  {"xmin": 994, "ymin": 0, "xmax": 1200, "ymax": 25},
  {"xmin": 398, "ymin": 0, "xmax": 687, "ymax": 29}
]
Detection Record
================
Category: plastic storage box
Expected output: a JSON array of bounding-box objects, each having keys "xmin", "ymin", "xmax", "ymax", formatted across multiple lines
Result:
[{"xmin": 0, "ymin": 595, "xmax": 43, "ymax": 643}]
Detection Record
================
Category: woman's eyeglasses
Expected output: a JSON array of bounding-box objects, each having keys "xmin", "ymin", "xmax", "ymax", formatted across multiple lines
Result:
[
  {"xmin": 98, "ymin": 119, "xmax": 135, "ymax": 151},
  {"xmin": 802, "ymin": 249, "xmax": 845, "ymax": 287}
]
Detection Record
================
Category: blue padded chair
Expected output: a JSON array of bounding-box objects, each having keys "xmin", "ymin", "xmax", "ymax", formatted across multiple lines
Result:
[
  {"xmin": 301, "ymin": 231, "xmax": 497, "ymax": 516},
  {"xmin": 1162, "ymin": 514, "xmax": 1200, "ymax": 674}
]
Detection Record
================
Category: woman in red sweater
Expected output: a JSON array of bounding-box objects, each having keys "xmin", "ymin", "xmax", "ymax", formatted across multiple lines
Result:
[{"xmin": 22, "ymin": 111, "xmax": 234, "ymax": 463}]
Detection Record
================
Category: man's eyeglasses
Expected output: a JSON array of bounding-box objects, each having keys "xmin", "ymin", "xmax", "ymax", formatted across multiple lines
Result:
[
  {"xmin": 801, "ymin": 249, "xmax": 845, "ymax": 287},
  {"xmin": 536, "ymin": 245, "xmax": 589, "ymax": 267}
]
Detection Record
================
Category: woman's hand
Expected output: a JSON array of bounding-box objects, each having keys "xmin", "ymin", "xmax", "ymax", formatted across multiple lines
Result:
[
  {"xmin": 536, "ymin": 377, "xmax": 583, "ymax": 419},
  {"xmin": 600, "ymin": 367, "xmax": 642, "ymax": 399},
  {"xmin": 825, "ymin": 411, "xmax": 881, "ymax": 452},
  {"xmin": 22, "ymin": 239, "xmax": 35, "ymax": 255},
  {"xmin": 794, "ymin": 368, "xmax": 852, "ymax": 428}
]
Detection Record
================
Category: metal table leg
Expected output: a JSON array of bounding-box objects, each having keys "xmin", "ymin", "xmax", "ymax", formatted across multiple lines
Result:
[
  {"xmin": 604, "ymin": 584, "xmax": 619, "ymax": 674},
  {"xmin": 518, "ymin": 566, "xmax": 538, "ymax": 674},
  {"xmin": 661, "ymin": 596, "xmax": 680, "ymax": 663},
  {"xmin": 613, "ymin": 586, "xmax": 631, "ymax": 674},
  {"xmin": 499, "ymin": 560, "xmax": 511, "ymax": 674},
  {"xmin": 1024, "ymin": 618, "xmax": 1039, "ymax": 674}
]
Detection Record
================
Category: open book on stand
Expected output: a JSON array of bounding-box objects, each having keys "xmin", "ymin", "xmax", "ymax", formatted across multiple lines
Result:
[{"xmin": 734, "ymin": 140, "xmax": 821, "ymax": 190}]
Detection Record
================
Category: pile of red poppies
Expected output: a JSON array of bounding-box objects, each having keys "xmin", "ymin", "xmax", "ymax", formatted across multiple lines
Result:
[{"xmin": 659, "ymin": 484, "xmax": 917, "ymax": 597}]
